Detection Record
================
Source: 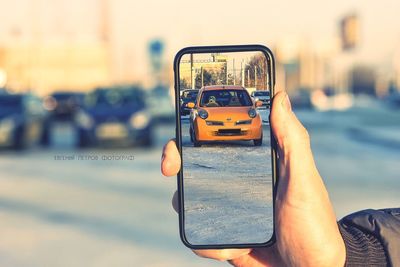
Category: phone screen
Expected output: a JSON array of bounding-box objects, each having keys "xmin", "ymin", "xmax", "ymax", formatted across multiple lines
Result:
[{"xmin": 175, "ymin": 48, "xmax": 275, "ymax": 247}]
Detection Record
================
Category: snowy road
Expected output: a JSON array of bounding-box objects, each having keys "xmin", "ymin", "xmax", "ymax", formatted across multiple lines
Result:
[{"xmin": 180, "ymin": 118, "xmax": 273, "ymax": 245}]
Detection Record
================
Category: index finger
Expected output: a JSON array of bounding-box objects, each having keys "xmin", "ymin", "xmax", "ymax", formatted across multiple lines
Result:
[{"xmin": 161, "ymin": 139, "xmax": 181, "ymax": 177}]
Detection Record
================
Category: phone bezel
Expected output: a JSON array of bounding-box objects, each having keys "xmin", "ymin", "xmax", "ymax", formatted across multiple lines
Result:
[{"xmin": 173, "ymin": 45, "xmax": 278, "ymax": 249}]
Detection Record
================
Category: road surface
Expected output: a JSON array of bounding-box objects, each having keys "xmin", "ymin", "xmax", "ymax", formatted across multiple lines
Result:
[{"xmin": 180, "ymin": 117, "xmax": 273, "ymax": 245}]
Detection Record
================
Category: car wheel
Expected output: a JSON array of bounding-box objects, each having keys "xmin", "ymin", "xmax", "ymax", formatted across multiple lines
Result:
[
  {"xmin": 192, "ymin": 128, "xmax": 202, "ymax": 147},
  {"xmin": 40, "ymin": 121, "xmax": 51, "ymax": 147},
  {"xmin": 77, "ymin": 131, "xmax": 90, "ymax": 148},
  {"xmin": 254, "ymin": 134, "xmax": 263, "ymax": 146},
  {"xmin": 189, "ymin": 127, "xmax": 194, "ymax": 143},
  {"xmin": 13, "ymin": 126, "xmax": 27, "ymax": 150},
  {"xmin": 139, "ymin": 133, "xmax": 153, "ymax": 147}
]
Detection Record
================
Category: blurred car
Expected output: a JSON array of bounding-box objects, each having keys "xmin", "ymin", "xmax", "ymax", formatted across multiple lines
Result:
[
  {"xmin": 180, "ymin": 89, "xmax": 198, "ymax": 115},
  {"xmin": 386, "ymin": 90, "xmax": 400, "ymax": 109},
  {"xmin": 250, "ymin": 90, "xmax": 270, "ymax": 108},
  {"xmin": 189, "ymin": 85, "xmax": 263, "ymax": 147},
  {"xmin": 75, "ymin": 87, "xmax": 153, "ymax": 147},
  {"xmin": 146, "ymin": 85, "xmax": 175, "ymax": 123},
  {"xmin": 0, "ymin": 93, "xmax": 47, "ymax": 149},
  {"xmin": 290, "ymin": 88, "xmax": 313, "ymax": 109},
  {"xmin": 43, "ymin": 92, "xmax": 84, "ymax": 121}
]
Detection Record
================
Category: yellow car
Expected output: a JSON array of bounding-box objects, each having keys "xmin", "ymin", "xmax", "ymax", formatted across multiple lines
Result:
[{"xmin": 188, "ymin": 85, "xmax": 263, "ymax": 147}]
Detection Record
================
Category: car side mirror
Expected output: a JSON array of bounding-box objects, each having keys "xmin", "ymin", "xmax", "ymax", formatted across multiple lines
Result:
[
  {"xmin": 187, "ymin": 102, "xmax": 195, "ymax": 109},
  {"xmin": 255, "ymin": 100, "xmax": 263, "ymax": 107}
]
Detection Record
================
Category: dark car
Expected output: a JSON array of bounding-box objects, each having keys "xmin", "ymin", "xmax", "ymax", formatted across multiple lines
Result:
[
  {"xmin": 0, "ymin": 93, "xmax": 47, "ymax": 149},
  {"xmin": 75, "ymin": 87, "xmax": 153, "ymax": 147},
  {"xmin": 250, "ymin": 90, "xmax": 270, "ymax": 108},
  {"xmin": 43, "ymin": 92, "xmax": 84, "ymax": 121},
  {"xmin": 180, "ymin": 89, "xmax": 198, "ymax": 115}
]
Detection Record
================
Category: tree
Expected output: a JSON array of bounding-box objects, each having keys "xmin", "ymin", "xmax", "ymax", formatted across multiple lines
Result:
[
  {"xmin": 195, "ymin": 69, "xmax": 225, "ymax": 88},
  {"xmin": 245, "ymin": 54, "xmax": 268, "ymax": 89}
]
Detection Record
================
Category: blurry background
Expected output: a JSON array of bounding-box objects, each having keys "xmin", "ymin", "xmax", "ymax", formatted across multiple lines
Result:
[{"xmin": 0, "ymin": 0, "xmax": 399, "ymax": 266}]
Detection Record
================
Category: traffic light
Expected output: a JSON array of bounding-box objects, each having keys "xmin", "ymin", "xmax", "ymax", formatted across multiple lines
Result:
[{"xmin": 340, "ymin": 14, "xmax": 359, "ymax": 51}]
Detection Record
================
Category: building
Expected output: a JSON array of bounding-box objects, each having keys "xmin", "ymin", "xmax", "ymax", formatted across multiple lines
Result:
[
  {"xmin": 0, "ymin": 42, "xmax": 111, "ymax": 95},
  {"xmin": 179, "ymin": 54, "xmax": 227, "ymax": 89}
]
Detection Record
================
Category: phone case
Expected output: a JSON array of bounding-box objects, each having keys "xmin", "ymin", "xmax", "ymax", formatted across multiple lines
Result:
[{"xmin": 173, "ymin": 44, "xmax": 278, "ymax": 249}]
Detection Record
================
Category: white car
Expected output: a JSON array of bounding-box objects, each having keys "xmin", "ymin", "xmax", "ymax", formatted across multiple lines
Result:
[
  {"xmin": 147, "ymin": 86, "xmax": 175, "ymax": 123},
  {"xmin": 251, "ymin": 90, "xmax": 270, "ymax": 108}
]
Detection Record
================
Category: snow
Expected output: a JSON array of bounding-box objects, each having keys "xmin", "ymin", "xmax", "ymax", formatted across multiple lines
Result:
[{"xmin": 180, "ymin": 119, "xmax": 273, "ymax": 245}]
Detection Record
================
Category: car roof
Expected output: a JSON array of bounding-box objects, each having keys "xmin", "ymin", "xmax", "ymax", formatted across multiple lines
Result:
[
  {"xmin": 201, "ymin": 85, "xmax": 246, "ymax": 91},
  {"xmin": 0, "ymin": 93, "xmax": 24, "ymax": 98}
]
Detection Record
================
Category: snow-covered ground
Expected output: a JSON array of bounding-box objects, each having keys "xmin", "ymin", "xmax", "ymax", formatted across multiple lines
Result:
[
  {"xmin": 0, "ymin": 105, "xmax": 398, "ymax": 266},
  {"xmin": 180, "ymin": 119, "xmax": 273, "ymax": 245}
]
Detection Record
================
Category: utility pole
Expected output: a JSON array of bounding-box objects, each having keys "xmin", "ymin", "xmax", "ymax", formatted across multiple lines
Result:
[
  {"xmin": 201, "ymin": 66, "xmax": 204, "ymax": 87},
  {"xmin": 254, "ymin": 65, "xmax": 257, "ymax": 89},
  {"xmin": 247, "ymin": 69, "xmax": 250, "ymax": 87},
  {"xmin": 241, "ymin": 60, "xmax": 245, "ymax": 87},
  {"xmin": 233, "ymin": 59, "xmax": 236, "ymax": 85},
  {"xmin": 190, "ymin": 53, "xmax": 194, "ymax": 89},
  {"xmin": 225, "ymin": 62, "xmax": 228, "ymax": 85},
  {"xmin": 99, "ymin": 0, "xmax": 109, "ymax": 42}
]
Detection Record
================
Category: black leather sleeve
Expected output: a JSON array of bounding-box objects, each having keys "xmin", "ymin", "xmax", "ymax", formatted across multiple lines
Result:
[{"xmin": 338, "ymin": 208, "xmax": 400, "ymax": 267}]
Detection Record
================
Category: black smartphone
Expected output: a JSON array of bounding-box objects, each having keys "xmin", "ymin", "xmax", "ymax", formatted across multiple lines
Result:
[{"xmin": 173, "ymin": 45, "xmax": 277, "ymax": 249}]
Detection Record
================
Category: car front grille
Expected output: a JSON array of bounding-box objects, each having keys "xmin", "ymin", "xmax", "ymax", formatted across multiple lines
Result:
[
  {"xmin": 216, "ymin": 129, "xmax": 244, "ymax": 136},
  {"xmin": 206, "ymin": 120, "xmax": 224, "ymax": 126},
  {"xmin": 235, "ymin": 119, "xmax": 252, "ymax": 125}
]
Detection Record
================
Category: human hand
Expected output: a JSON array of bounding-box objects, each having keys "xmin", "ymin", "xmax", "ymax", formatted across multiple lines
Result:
[{"xmin": 161, "ymin": 91, "xmax": 346, "ymax": 267}]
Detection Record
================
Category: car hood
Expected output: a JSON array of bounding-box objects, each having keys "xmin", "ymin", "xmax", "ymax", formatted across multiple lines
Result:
[
  {"xmin": 0, "ymin": 109, "xmax": 22, "ymax": 120},
  {"xmin": 86, "ymin": 105, "xmax": 146, "ymax": 123},
  {"xmin": 200, "ymin": 106, "xmax": 254, "ymax": 121},
  {"xmin": 181, "ymin": 98, "xmax": 197, "ymax": 104},
  {"xmin": 254, "ymin": 96, "xmax": 270, "ymax": 100}
]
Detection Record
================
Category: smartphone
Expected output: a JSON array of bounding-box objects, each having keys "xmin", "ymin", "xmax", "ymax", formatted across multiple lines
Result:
[{"xmin": 173, "ymin": 45, "xmax": 277, "ymax": 249}]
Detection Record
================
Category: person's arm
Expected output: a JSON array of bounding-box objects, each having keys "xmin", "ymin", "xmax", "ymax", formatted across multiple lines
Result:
[{"xmin": 338, "ymin": 208, "xmax": 400, "ymax": 266}]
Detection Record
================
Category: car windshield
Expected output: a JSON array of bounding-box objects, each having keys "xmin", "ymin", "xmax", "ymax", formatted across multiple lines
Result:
[
  {"xmin": 52, "ymin": 93, "xmax": 76, "ymax": 100},
  {"xmin": 85, "ymin": 89, "xmax": 145, "ymax": 107},
  {"xmin": 253, "ymin": 91, "xmax": 270, "ymax": 97},
  {"xmin": 0, "ymin": 95, "xmax": 23, "ymax": 107},
  {"xmin": 182, "ymin": 91, "xmax": 198, "ymax": 100},
  {"xmin": 200, "ymin": 90, "xmax": 252, "ymax": 107}
]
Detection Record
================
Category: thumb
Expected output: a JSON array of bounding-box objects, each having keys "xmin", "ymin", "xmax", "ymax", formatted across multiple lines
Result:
[
  {"xmin": 270, "ymin": 91, "xmax": 323, "ymax": 205},
  {"xmin": 270, "ymin": 91, "xmax": 311, "ymax": 158}
]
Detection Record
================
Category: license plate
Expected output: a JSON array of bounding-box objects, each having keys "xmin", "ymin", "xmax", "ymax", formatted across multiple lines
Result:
[{"xmin": 96, "ymin": 123, "xmax": 128, "ymax": 139}]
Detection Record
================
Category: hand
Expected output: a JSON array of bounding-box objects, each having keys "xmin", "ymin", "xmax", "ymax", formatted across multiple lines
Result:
[{"xmin": 161, "ymin": 91, "xmax": 346, "ymax": 267}]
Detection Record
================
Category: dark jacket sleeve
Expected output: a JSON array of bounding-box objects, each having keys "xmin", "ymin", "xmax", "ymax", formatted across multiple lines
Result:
[{"xmin": 338, "ymin": 208, "xmax": 400, "ymax": 267}]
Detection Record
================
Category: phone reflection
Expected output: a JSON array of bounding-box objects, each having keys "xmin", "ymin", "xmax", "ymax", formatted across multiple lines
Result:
[{"xmin": 178, "ymin": 51, "xmax": 274, "ymax": 246}]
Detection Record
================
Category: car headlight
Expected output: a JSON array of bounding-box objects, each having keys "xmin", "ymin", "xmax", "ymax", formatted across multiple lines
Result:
[
  {"xmin": 75, "ymin": 111, "xmax": 94, "ymax": 129},
  {"xmin": 198, "ymin": 109, "xmax": 208, "ymax": 119},
  {"xmin": 130, "ymin": 112, "xmax": 150, "ymax": 129},
  {"xmin": 248, "ymin": 108, "xmax": 257, "ymax": 118},
  {"xmin": 0, "ymin": 118, "xmax": 15, "ymax": 133}
]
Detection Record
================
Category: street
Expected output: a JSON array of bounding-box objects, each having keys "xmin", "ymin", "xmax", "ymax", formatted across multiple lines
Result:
[
  {"xmin": 0, "ymin": 105, "xmax": 399, "ymax": 266},
  {"xmin": 180, "ymin": 117, "xmax": 273, "ymax": 245}
]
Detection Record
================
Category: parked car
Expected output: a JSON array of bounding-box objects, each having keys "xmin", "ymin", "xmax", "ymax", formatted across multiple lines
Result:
[
  {"xmin": 0, "ymin": 93, "xmax": 47, "ymax": 149},
  {"xmin": 250, "ymin": 90, "xmax": 270, "ymax": 108},
  {"xmin": 43, "ymin": 92, "xmax": 84, "ymax": 121},
  {"xmin": 180, "ymin": 89, "xmax": 198, "ymax": 115},
  {"xmin": 75, "ymin": 87, "xmax": 153, "ymax": 147},
  {"xmin": 188, "ymin": 85, "xmax": 263, "ymax": 147},
  {"xmin": 146, "ymin": 85, "xmax": 175, "ymax": 123}
]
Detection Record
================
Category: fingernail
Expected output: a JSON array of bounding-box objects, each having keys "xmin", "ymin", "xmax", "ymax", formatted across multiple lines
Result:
[{"xmin": 282, "ymin": 93, "xmax": 292, "ymax": 111}]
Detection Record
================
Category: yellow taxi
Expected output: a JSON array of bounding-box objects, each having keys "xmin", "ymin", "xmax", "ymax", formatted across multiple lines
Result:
[{"xmin": 187, "ymin": 85, "xmax": 263, "ymax": 147}]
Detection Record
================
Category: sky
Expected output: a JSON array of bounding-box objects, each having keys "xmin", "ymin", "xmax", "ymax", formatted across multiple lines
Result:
[{"xmin": 0, "ymin": 0, "xmax": 399, "ymax": 84}]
